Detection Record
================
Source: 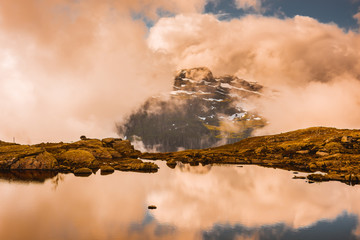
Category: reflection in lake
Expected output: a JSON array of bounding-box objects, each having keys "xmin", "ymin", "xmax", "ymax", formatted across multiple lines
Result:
[
  {"xmin": 0, "ymin": 162, "xmax": 359, "ymax": 240},
  {"xmin": 0, "ymin": 170, "xmax": 58, "ymax": 183}
]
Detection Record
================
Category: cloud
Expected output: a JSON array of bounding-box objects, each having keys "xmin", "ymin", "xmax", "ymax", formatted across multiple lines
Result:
[
  {"xmin": 354, "ymin": 12, "xmax": 360, "ymax": 25},
  {"xmin": 148, "ymin": 14, "xmax": 360, "ymax": 135},
  {"xmin": 1, "ymin": 0, "xmax": 360, "ymax": 143},
  {"xmin": 0, "ymin": 0, "xmax": 207, "ymax": 143},
  {"xmin": 148, "ymin": 164, "xmax": 360, "ymax": 232},
  {"xmin": 234, "ymin": 0, "xmax": 264, "ymax": 12},
  {"xmin": 252, "ymin": 78, "xmax": 360, "ymax": 135},
  {"xmin": 1, "ymin": 163, "xmax": 360, "ymax": 239}
]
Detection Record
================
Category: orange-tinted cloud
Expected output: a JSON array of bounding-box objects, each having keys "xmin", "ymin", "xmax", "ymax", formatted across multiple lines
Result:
[
  {"xmin": 0, "ymin": 164, "xmax": 359, "ymax": 239},
  {"xmin": 0, "ymin": 0, "xmax": 206, "ymax": 143},
  {"xmin": 235, "ymin": 0, "xmax": 264, "ymax": 12},
  {"xmin": 354, "ymin": 12, "xmax": 360, "ymax": 25},
  {"xmin": 1, "ymin": 1, "xmax": 360, "ymax": 143},
  {"xmin": 148, "ymin": 14, "xmax": 360, "ymax": 134}
]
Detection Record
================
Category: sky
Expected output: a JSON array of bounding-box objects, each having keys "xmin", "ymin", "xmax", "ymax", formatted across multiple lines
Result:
[
  {"xmin": 0, "ymin": 0, "xmax": 360, "ymax": 143},
  {"xmin": 205, "ymin": 0, "xmax": 360, "ymax": 30}
]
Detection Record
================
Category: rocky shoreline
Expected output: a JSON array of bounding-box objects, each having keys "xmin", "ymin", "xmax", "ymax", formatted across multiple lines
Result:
[
  {"xmin": 0, "ymin": 137, "xmax": 158, "ymax": 178},
  {"xmin": 2, "ymin": 127, "xmax": 360, "ymax": 185},
  {"xmin": 142, "ymin": 127, "xmax": 360, "ymax": 185}
]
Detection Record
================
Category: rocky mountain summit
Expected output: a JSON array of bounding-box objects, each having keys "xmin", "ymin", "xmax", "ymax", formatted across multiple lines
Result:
[{"xmin": 118, "ymin": 67, "xmax": 265, "ymax": 152}]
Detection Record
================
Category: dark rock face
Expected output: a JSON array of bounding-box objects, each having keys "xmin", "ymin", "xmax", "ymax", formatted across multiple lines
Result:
[{"xmin": 118, "ymin": 67, "xmax": 265, "ymax": 152}]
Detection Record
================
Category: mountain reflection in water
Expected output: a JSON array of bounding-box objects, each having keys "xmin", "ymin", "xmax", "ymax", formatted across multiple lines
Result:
[{"xmin": 0, "ymin": 162, "xmax": 359, "ymax": 240}]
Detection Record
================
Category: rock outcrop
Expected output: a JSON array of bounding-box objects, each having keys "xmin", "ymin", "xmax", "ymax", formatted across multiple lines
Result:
[
  {"xmin": 3, "ymin": 127, "xmax": 360, "ymax": 185},
  {"xmin": 142, "ymin": 127, "xmax": 360, "ymax": 185},
  {"xmin": 74, "ymin": 168, "xmax": 93, "ymax": 176},
  {"xmin": 100, "ymin": 165, "xmax": 115, "ymax": 175},
  {"xmin": 0, "ymin": 137, "xmax": 158, "ymax": 175},
  {"xmin": 118, "ymin": 67, "xmax": 265, "ymax": 152},
  {"xmin": 10, "ymin": 152, "xmax": 58, "ymax": 170}
]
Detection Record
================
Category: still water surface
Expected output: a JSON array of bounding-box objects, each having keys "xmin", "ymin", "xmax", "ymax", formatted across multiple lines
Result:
[{"xmin": 0, "ymin": 161, "xmax": 359, "ymax": 240}]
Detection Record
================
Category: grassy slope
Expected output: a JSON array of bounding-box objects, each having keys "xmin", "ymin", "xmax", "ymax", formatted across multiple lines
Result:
[{"xmin": 142, "ymin": 127, "xmax": 360, "ymax": 185}]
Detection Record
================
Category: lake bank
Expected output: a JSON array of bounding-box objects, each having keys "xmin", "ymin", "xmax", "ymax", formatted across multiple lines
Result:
[
  {"xmin": 2, "ymin": 127, "xmax": 360, "ymax": 185},
  {"xmin": 142, "ymin": 127, "xmax": 360, "ymax": 185},
  {"xmin": 0, "ymin": 137, "xmax": 158, "ymax": 175}
]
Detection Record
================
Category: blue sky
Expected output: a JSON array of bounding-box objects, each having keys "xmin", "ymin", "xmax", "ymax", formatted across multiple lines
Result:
[{"xmin": 205, "ymin": 0, "xmax": 360, "ymax": 30}]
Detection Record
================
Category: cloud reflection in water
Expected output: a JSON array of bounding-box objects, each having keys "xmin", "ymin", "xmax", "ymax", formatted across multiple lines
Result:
[{"xmin": 0, "ymin": 162, "xmax": 359, "ymax": 239}]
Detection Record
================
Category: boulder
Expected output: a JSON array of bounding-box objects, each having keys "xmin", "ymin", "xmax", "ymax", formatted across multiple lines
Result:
[
  {"xmin": 316, "ymin": 151, "xmax": 329, "ymax": 157},
  {"xmin": 74, "ymin": 168, "xmax": 92, "ymax": 176},
  {"xmin": 166, "ymin": 159, "xmax": 177, "ymax": 169},
  {"xmin": 112, "ymin": 140, "xmax": 139, "ymax": 157},
  {"xmin": 326, "ymin": 173, "xmax": 345, "ymax": 181},
  {"xmin": 323, "ymin": 142, "xmax": 345, "ymax": 154},
  {"xmin": 0, "ymin": 145, "xmax": 44, "ymax": 162},
  {"xmin": 114, "ymin": 159, "xmax": 158, "ymax": 172},
  {"xmin": 255, "ymin": 147, "xmax": 267, "ymax": 155},
  {"xmin": 105, "ymin": 148, "xmax": 123, "ymax": 158},
  {"xmin": 296, "ymin": 150, "xmax": 309, "ymax": 154},
  {"xmin": 59, "ymin": 165, "xmax": 71, "ymax": 172},
  {"xmin": 101, "ymin": 138, "xmax": 122, "ymax": 147},
  {"xmin": 60, "ymin": 150, "xmax": 95, "ymax": 168},
  {"xmin": 308, "ymin": 163, "xmax": 317, "ymax": 171},
  {"xmin": 280, "ymin": 142, "xmax": 308, "ymax": 152},
  {"xmin": 341, "ymin": 136, "xmax": 353, "ymax": 143},
  {"xmin": 74, "ymin": 139, "xmax": 103, "ymax": 148},
  {"xmin": 10, "ymin": 152, "xmax": 58, "ymax": 170},
  {"xmin": 100, "ymin": 165, "xmax": 115, "ymax": 175},
  {"xmin": 292, "ymin": 176, "xmax": 306, "ymax": 179},
  {"xmin": 84, "ymin": 148, "xmax": 112, "ymax": 159},
  {"xmin": 307, "ymin": 173, "xmax": 329, "ymax": 182}
]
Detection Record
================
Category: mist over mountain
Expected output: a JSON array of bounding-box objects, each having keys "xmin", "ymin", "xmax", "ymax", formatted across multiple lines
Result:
[{"xmin": 118, "ymin": 67, "xmax": 265, "ymax": 152}]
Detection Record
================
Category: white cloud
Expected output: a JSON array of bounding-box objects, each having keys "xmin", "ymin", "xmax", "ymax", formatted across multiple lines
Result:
[
  {"xmin": 0, "ymin": 0, "xmax": 211, "ymax": 143},
  {"xmin": 235, "ymin": 0, "xmax": 264, "ymax": 12},
  {"xmin": 354, "ymin": 12, "xmax": 360, "ymax": 25},
  {"xmin": 149, "ymin": 14, "xmax": 360, "ymax": 135}
]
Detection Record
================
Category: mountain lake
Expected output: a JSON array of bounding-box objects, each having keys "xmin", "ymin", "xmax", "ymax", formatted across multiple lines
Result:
[{"xmin": 0, "ymin": 160, "xmax": 359, "ymax": 240}]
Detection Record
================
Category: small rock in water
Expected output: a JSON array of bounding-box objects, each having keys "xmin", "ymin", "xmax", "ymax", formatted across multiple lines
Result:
[
  {"xmin": 100, "ymin": 165, "xmax": 115, "ymax": 175},
  {"xmin": 292, "ymin": 176, "xmax": 306, "ymax": 179},
  {"xmin": 74, "ymin": 167, "xmax": 92, "ymax": 177},
  {"xmin": 166, "ymin": 159, "xmax": 177, "ymax": 169},
  {"xmin": 148, "ymin": 205, "xmax": 157, "ymax": 210}
]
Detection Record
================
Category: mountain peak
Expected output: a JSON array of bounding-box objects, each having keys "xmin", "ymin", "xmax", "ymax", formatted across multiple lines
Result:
[
  {"xmin": 176, "ymin": 67, "xmax": 215, "ymax": 82},
  {"xmin": 119, "ymin": 67, "xmax": 265, "ymax": 152}
]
